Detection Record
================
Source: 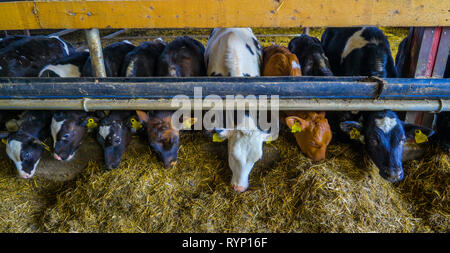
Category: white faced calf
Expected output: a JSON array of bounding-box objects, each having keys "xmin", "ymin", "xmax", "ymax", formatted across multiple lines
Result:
[{"xmin": 206, "ymin": 28, "xmax": 273, "ymax": 192}]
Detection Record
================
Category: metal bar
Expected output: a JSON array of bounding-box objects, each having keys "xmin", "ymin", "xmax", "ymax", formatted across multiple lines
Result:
[
  {"xmin": 49, "ymin": 29, "xmax": 79, "ymax": 37},
  {"xmin": 0, "ymin": 77, "xmax": 449, "ymax": 100},
  {"xmin": 0, "ymin": 98, "xmax": 447, "ymax": 112},
  {"xmin": 432, "ymin": 27, "xmax": 450, "ymax": 78},
  {"xmin": 84, "ymin": 29, "xmax": 106, "ymax": 78}
]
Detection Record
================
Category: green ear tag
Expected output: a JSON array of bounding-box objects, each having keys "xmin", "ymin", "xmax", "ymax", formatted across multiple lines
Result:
[
  {"xmin": 350, "ymin": 128, "xmax": 361, "ymax": 140},
  {"xmin": 41, "ymin": 142, "xmax": 51, "ymax": 152},
  {"xmin": 213, "ymin": 133, "xmax": 224, "ymax": 143},
  {"xmin": 291, "ymin": 122, "xmax": 302, "ymax": 133},
  {"xmin": 87, "ymin": 118, "xmax": 98, "ymax": 129},
  {"xmin": 414, "ymin": 130, "xmax": 428, "ymax": 144},
  {"xmin": 131, "ymin": 118, "xmax": 143, "ymax": 131}
]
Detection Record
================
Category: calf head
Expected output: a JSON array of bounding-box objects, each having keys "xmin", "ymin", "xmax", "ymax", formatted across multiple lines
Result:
[
  {"xmin": 262, "ymin": 45, "xmax": 302, "ymax": 76},
  {"xmin": 5, "ymin": 131, "xmax": 47, "ymax": 179},
  {"xmin": 136, "ymin": 110, "xmax": 180, "ymax": 168},
  {"xmin": 340, "ymin": 110, "xmax": 434, "ymax": 183},
  {"xmin": 288, "ymin": 35, "xmax": 333, "ymax": 76},
  {"xmin": 215, "ymin": 115, "xmax": 272, "ymax": 192},
  {"xmin": 285, "ymin": 112, "xmax": 332, "ymax": 161},
  {"xmin": 96, "ymin": 112, "xmax": 135, "ymax": 170},
  {"xmin": 51, "ymin": 111, "xmax": 97, "ymax": 161}
]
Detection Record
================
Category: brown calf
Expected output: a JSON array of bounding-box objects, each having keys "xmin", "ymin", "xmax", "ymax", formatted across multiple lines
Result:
[
  {"xmin": 284, "ymin": 111, "xmax": 332, "ymax": 161},
  {"xmin": 262, "ymin": 45, "xmax": 302, "ymax": 76}
]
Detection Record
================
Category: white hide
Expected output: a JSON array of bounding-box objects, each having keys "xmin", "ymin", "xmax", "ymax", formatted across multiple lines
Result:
[
  {"xmin": 219, "ymin": 115, "xmax": 270, "ymax": 191},
  {"xmin": 375, "ymin": 116, "xmax": 397, "ymax": 134},
  {"xmin": 205, "ymin": 28, "xmax": 261, "ymax": 77},
  {"xmin": 39, "ymin": 64, "xmax": 81, "ymax": 77},
  {"xmin": 5, "ymin": 139, "xmax": 37, "ymax": 178},
  {"xmin": 99, "ymin": 125, "xmax": 111, "ymax": 140},
  {"xmin": 340, "ymin": 27, "xmax": 382, "ymax": 64},
  {"xmin": 51, "ymin": 118, "xmax": 65, "ymax": 147}
]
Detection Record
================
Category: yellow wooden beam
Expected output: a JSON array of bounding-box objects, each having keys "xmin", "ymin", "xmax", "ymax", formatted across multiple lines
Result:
[{"xmin": 0, "ymin": 0, "xmax": 448, "ymax": 30}]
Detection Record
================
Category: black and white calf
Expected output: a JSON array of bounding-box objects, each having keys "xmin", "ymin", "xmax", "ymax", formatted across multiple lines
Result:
[
  {"xmin": 96, "ymin": 111, "xmax": 139, "ymax": 170},
  {"xmin": 321, "ymin": 27, "xmax": 398, "ymax": 77},
  {"xmin": 51, "ymin": 111, "xmax": 98, "ymax": 161},
  {"xmin": 340, "ymin": 110, "xmax": 434, "ymax": 183},
  {"xmin": 205, "ymin": 28, "xmax": 274, "ymax": 192},
  {"xmin": 121, "ymin": 38, "xmax": 167, "ymax": 77},
  {"xmin": 39, "ymin": 51, "xmax": 89, "ymax": 77},
  {"xmin": 288, "ymin": 34, "xmax": 333, "ymax": 76},
  {"xmin": 82, "ymin": 40, "xmax": 136, "ymax": 77},
  {"xmin": 3, "ymin": 111, "xmax": 52, "ymax": 179},
  {"xmin": 0, "ymin": 35, "xmax": 74, "ymax": 77},
  {"xmin": 205, "ymin": 28, "xmax": 262, "ymax": 77}
]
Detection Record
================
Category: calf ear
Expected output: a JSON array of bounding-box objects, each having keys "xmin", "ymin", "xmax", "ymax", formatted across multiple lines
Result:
[
  {"xmin": 136, "ymin": 110, "xmax": 149, "ymax": 123},
  {"xmin": 285, "ymin": 116, "xmax": 308, "ymax": 132},
  {"xmin": 340, "ymin": 121, "xmax": 364, "ymax": 142},
  {"xmin": 214, "ymin": 128, "xmax": 232, "ymax": 141},
  {"xmin": 402, "ymin": 122, "xmax": 435, "ymax": 142}
]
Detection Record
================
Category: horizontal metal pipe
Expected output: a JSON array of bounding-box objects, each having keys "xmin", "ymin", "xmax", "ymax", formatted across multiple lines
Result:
[
  {"xmin": 0, "ymin": 98, "xmax": 447, "ymax": 112},
  {"xmin": 0, "ymin": 77, "xmax": 448, "ymax": 100}
]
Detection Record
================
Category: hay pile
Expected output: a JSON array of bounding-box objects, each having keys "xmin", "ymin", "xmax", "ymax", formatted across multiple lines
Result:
[
  {"xmin": 36, "ymin": 130, "xmax": 447, "ymax": 233},
  {"xmin": 0, "ymin": 156, "xmax": 66, "ymax": 232}
]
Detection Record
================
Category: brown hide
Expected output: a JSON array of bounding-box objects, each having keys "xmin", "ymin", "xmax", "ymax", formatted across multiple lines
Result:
[
  {"xmin": 284, "ymin": 111, "xmax": 332, "ymax": 161},
  {"xmin": 262, "ymin": 45, "xmax": 302, "ymax": 76}
]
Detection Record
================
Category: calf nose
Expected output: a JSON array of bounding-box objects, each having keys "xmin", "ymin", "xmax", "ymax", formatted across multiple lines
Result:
[
  {"xmin": 233, "ymin": 185, "xmax": 247, "ymax": 193},
  {"xmin": 53, "ymin": 153, "xmax": 62, "ymax": 161}
]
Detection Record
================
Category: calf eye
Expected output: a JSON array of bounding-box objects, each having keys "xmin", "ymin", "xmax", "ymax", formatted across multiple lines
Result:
[
  {"xmin": 114, "ymin": 138, "xmax": 121, "ymax": 144},
  {"xmin": 369, "ymin": 138, "xmax": 378, "ymax": 146},
  {"xmin": 23, "ymin": 152, "xmax": 31, "ymax": 160},
  {"xmin": 62, "ymin": 133, "xmax": 70, "ymax": 139}
]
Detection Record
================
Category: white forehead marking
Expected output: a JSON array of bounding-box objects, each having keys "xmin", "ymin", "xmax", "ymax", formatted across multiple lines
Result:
[
  {"xmin": 51, "ymin": 118, "xmax": 65, "ymax": 147},
  {"xmin": 6, "ymin": 139, "xmax": 22, "ymax": 163},
  {"xmin": 99, "ymin": 126, "xmax": 111, "ymax": 139},
  {"xmin": 50, "ymin": 36, "xmax": 70, "ymax": 55},
  {"xmin": 375, "ymin": 116, "xmax": 397, "ymax": 133},
  {"xmin": 292, "ymin": 60, "xmax": 301, "ymax": 70},
  {"xmin": 125, "ymin": 58, "xmax": 136, "ymax": 77},
  {"xmin": 39, "ymin": 64, "xmax": 81, "ymax": 77},
  {"xmin": 122, "ymin": 40, "xmax": 133, "ymax": 45},
  {"xmin": 341, "ymin": 28, "xmax": 368, "ymax": 63}
]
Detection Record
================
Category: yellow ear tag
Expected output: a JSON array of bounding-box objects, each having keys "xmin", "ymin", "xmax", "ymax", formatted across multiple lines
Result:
[
  {"xmin": 40, "ymin": 142, "xmax": 51, "ymax": 152},
  {"xmin": 130, "ymin": 118, "xmax": 143, "ymax": 131},
  {"xmin": 213, "ymin": 133, "xmax": 224, "ymax": 142},
  {"xmin": 291, "ymin": 122, "xmax": 302, "ymax": 133},
  {"xmin": 1, "ymin": 138, "xmax": 7, "ymax": 145},
  {"xmin": 414, "ymin": 130, "xmax": 428, "ymax": 144},
  {"xmin": 350, "ymin": 128, "xmax": 361, "ymax": 140},
  {"xmin": 87, "ymin": 118, "xmax": 98, "ymax": 129},
  {"xmin": 183, "ymin": 118, "xmax": 196, "ymax": 129},
  {"xmin": 266, "ymin": 135, "xmax": 273, "ymax": 144}
]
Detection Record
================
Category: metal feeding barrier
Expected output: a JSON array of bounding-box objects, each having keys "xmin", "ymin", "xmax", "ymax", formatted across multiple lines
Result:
[{"xmin": 0, "ymin": 0, "xmax": 449, "ymax": 113}]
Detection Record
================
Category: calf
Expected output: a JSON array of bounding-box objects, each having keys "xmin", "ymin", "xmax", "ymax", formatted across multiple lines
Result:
[
  {"xmin": 205, "ymin": 28, "xmax": 273, "ymax": 192},
  {"xmin": 121, "ymin": 39, "xmax": 166, "ymax": 77},
  {"xmin": 0, "ymin": 35, "xmax": 74, "ymax": 77},
  {"xmin": 205, "ymin": 28, "xmax": 262, "ymax": 77},
  {"xmin": 82, "ymin": 40, "xmax": 136, "ymax": 77},
  {"xmin": 321, "ymin": 27, "xmax": 397, "ymax": 77},
  {"xmin": 436, "ymin": 112, "xmax": 450, "ymax": 153},
  {"xmin": 288, "ymin": 34, "xmax": 333, "ymax": 76},
  {"xmin": 4, "ymin": 111, "xmax": 52, "ymax": 179},
  {"xmin": 51, "ymin": 111, "xmax": 97, "ymax": 161},
  {"xmin": 39, "ymin": 51, "xmax": 89, "ymax": 77},
  {"xmin": 284, "ymin": 112, "xmax": 332, "ymax": 161},
  {"xmin": 340, "ymin": 110, "xmax": 433, "ymax": 182},
  {"xmin": 96, "ymin": 111, "xmax": 139, "ymax": 170},
  {"xmin": 262, "ymin": 44, "xmax": 301, "ymax": 76},
  {"xmin": 156, "ymin": 36, "xmax": 206, "ymax": 77},
  {"xmin": 136, "ymin": 36, "xmax": 205, "ymax": 168}
]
